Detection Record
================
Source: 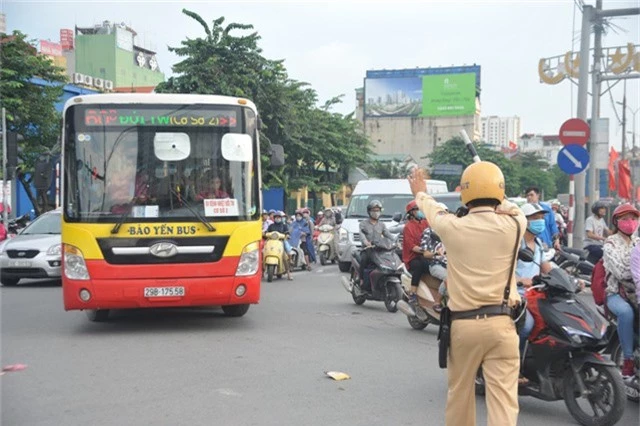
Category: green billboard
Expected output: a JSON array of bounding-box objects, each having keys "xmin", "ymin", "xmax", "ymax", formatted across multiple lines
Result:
[{"xmin": 422, "ymin": 73, "xmax": 476, "ymax": 117}]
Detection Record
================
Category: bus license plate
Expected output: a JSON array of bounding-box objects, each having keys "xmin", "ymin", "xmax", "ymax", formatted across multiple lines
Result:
[{"xmin": 144, "ymin": 287, "xmax": 185, "ymax": 298}]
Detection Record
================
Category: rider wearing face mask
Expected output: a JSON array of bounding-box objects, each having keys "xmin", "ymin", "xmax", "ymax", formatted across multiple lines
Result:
[
  {"xmin": 402, "ymin": 200, "xmax": 429, "ymax": 302},
  {"xmin": 603, "ymin": 203, "xmax": 640, "ymax": 379},
  {"xmin": 358, "ymin": 200, "xmax": 394, "ymax": 290},
  {"xmin": 515, "ymin": 203, "xmax": 554, "ymax": 384}
]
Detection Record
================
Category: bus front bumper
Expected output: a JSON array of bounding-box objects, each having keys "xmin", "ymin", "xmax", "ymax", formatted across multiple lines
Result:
[{"xmin": 63, "ymin": 272, "xmax": 260, "ymax": 311}]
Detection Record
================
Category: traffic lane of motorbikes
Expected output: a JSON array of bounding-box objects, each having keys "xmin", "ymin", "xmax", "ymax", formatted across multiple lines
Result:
[{"xmin": 2, "ymin": 267, "xmax": 637, "ymax": 426}]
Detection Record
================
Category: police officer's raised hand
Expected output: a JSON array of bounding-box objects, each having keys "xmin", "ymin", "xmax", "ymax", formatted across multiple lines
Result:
[{"xmin": 408, "ymin": 168, "xmax": 427, "ymax": 196}]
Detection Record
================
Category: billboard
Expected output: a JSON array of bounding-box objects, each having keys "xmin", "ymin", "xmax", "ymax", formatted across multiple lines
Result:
[
  {"xmin": 40, "ymin": 40, "xmax": 62, "ymax": 57},
  {"xmin": 364, "ymin": 65, "xmax": 480, "ymax": 117}
]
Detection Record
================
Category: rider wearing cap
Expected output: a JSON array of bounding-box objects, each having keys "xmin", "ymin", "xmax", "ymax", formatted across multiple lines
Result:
[
  {"xmin": 358, "ymin": 200, "xmax": 394, "ymax": 290},
  {"xmin": 410, "ymin": 163, "xmax": 526, "ymax": 426}
]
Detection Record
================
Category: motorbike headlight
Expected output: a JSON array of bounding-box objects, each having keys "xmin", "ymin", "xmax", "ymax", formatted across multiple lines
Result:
[
  {"xmin": 63, "ymin": 244, "xmax": 90, "ymax": 280},
  {"xmin": 562, "ymin": 325, "xmax": 594, "ymax": 343},
  {"xmin": 47, "ymin": 243, "xmax": 62, "ymax": 256},
  {"xmin": 339, "ymin": 228, "xmax": 348, "ymax": 244},
  {"xmin": 236, "ymin": 242, "xmax": 260, "ymax": 276}
]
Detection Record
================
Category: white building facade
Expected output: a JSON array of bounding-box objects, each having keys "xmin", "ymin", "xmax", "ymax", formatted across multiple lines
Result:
[
  {"xmin": 519, "ymin": 134, "xmax": 562, "ymax": 166},
  {"xmin": 481, "ymin": 116, "xmax": 521, "ymax": 148}
]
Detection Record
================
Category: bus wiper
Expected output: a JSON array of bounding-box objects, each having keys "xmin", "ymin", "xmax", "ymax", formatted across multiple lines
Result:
[
  {"xmin": 169, "ymin": 187, "xmax": 216, "ymax": 232},
  {"xmin": 111, "ymin": 204, "xmax": 134, "ymax": 234}
]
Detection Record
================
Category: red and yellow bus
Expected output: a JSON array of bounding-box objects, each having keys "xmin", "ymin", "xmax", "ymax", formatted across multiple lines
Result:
[{"xmin": 61, "ymin": 94, "xmax": 281, "ymax": 321}]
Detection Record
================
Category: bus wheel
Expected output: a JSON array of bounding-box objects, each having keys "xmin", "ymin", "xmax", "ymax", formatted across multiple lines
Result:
[
  {"xmin": 222, "ymin": 304, "xmax": 250, "ymax": 317},
  {"xmin": 86, "ymin": 309, "xmax": 109, "ymax": 322}
]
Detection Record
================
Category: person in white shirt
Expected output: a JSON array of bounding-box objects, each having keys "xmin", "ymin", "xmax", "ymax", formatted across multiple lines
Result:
[{"xmin": 584, "ymin": 202, "xmax": 610, "ymax": 263}]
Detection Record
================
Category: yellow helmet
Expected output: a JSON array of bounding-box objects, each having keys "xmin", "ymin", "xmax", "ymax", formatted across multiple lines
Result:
[{"xmin": 459, "ymin": 161, "xmax": 505, "ymax": 205}]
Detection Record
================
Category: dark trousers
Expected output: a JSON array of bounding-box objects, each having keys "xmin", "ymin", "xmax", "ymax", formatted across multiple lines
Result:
[
  {"xmin": 408, "ymin": 257, "xmax": 430, "ymax": 287},
  {"xmin": 359, "ymin": 250, "xmax": 372, "ymax": 287}
]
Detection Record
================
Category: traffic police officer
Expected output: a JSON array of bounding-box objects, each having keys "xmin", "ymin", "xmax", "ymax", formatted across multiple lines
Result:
[{"xmin": 409, "ymin": 163, "xmax": 525, "ymax": 426}]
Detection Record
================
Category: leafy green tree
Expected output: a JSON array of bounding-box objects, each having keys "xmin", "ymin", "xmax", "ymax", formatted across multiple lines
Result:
[
  {"xmin": 0, "ymin": 31, "xmax": 66, "ymax": 172},
  {"xmin": 156, "ymin": 10, "xmax": 370, "ymax": 194},
  {"xmin": 427, "ymin": 138, "xmax": 520, "ymax": 196},
  {"xmin": 363, "ymin": 160, "xmax": 412, "ymax": 179},
  {"xmin": 550, "ymin": 164, "xmax": 570, "ymax": 196}
]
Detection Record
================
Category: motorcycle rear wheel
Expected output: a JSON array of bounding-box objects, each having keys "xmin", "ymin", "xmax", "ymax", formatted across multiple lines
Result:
[
  {"xmin": 319, "ymin": 252, "xmax": 327, "ymax": 266},
  {"xmin": 563, "ymin": 363, "xmax": 625, "ymax": 426}
]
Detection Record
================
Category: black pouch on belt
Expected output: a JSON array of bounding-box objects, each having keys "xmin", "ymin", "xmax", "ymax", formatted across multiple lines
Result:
[{"xmin": 437, "ymin": 306, "xmax": 451, "ymax": 369}]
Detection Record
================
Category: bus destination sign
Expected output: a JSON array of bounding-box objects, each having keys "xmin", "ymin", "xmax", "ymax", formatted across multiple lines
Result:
[{"xmin": 83, "ymin": 108, "xmax": 238, "ymax": 128}]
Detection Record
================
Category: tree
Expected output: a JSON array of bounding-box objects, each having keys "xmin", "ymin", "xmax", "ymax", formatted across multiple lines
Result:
[
  {"xmin": 427, "ymin": 138, "xmax": 520, "ymax": 196},
  {"xmin": 0, "ymin": 31, "xmax": 66, "ymax": 172},
  {"xmin": 156, "ymin": 10, "xmax": 370, "ymax": 193},
  {"xmin": 362, "ymin": 160, "xmax": 412, "ymax": 179}
]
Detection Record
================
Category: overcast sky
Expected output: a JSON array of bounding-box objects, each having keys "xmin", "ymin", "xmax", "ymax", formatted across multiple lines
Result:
[{"xmin": 3, "ymin": 0, "xmax": 639, "ymax": 148}]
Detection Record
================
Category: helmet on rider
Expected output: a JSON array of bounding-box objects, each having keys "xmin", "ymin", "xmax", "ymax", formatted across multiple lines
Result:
[
  {"xmin": 591, "ymin": 202, "xmax": 607, "ymax": 217},
  {"xmin": 611, "ymin": 203, "xmax": 640, "ymax": 228},
  {"xmin": 324, "ymin": 208, "xmax": 334, "ymax": 218},
  {"xmin": 367, "ymin": 200, "xmax": 383, "ymax": 220},
  {"xmin": 302, "ymin": 208, "xmax": 311, "ymax": 215},
  {"xmin": 405, "ymin": 200, "xmax": 419, "ymax": 213},
  {"xmin": 459, "ymin": 161, "xmax": 505, "ymax": 206}
]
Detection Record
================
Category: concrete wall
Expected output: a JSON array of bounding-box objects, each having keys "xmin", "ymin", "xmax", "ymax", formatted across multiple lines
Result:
[
  {"xmin": 363, "ymin": 115, "xmax": 477, "ymax": 167},
  {"xmin": 114, "ymin": 47, "xmax": 165, "ymax": 88}
]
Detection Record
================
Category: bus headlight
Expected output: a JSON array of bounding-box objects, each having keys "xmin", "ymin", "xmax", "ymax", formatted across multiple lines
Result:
[
  {"xmin": 64, "ymin": 244, "xmax": 90, "ymax": 280},
  {"xmin": 236, "ymin": 242, "xmax": 259, "ymax": 276}
]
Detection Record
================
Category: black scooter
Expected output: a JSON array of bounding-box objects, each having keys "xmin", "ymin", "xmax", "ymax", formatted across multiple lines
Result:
[
  {"xmin": 341, "ymin": 237, "xmax": 404, "ymax": 313},
  {"xmin": 7, "ymin": 213, "xmax": 30, "ymax": 237},
  {"xmin": 476, "ymin": 249, "xmax": 626, "ymax": 426}
]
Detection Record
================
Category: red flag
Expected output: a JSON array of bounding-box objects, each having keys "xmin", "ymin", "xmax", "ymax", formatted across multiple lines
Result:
[
  {"xmin": 618, "ymin": 159, "xmax": 632, "ymax": 199},
  {"xmin": 608, "ymin": 147, "xmax": 619, "ymax": 191},
  {"xmin": 508, "ymin": 141, "xmax": 517, "ymax": 151}
]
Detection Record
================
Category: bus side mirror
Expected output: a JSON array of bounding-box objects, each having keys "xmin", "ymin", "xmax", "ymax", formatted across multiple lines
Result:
[{"xmin": 270, "ymin": 144, "xmax": 285, "ymax": 167}]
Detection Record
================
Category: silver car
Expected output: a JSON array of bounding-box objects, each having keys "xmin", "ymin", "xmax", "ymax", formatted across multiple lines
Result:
[{"xmin": 0, "ymin": 209, "xmax": 62, "ymax": 286}]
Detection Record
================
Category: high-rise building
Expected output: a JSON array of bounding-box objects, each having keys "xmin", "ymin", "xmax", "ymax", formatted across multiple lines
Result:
[
  {"xmin": 481, "ymin": 116, "xmax": 521, "ymax": 148},
  {"xmin": 0, "ymin": 13, "xmax": 6, "ymax": 34}
]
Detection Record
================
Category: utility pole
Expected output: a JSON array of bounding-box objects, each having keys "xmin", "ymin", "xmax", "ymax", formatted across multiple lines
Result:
[
  {"xmin": 573, "ymin": 3, "xmax": 593, "ymax": 250},
  {"xmin": 587, "ymin": 0, "xmax": 603, "ymax": 219}
]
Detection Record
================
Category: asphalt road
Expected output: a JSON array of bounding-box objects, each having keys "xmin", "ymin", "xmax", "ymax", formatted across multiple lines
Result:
[{"xmin": 1, "ymin": 269, "xmax": 638, "ymax": 426}]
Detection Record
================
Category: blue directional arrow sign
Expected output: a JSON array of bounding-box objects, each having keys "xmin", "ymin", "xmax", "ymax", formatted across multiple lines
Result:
[{"xmin": 557, "ymin": 144, "xmax": 590, "ymax": 175}]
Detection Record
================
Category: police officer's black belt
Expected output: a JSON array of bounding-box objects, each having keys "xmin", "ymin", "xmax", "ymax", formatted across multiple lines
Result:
[{"xmin": 450, "ymin": 305, "xmax": 512, "ymax": 320}]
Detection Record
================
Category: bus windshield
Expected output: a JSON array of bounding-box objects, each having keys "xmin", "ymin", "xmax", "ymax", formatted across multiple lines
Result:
[{"xmin": 63, "ymin": 104, "xmax": 259, "ymax": 223}]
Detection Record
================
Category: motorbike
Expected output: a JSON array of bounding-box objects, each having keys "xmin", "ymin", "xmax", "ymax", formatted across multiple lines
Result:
[
  {"xmin": 289, "ymin": 233, "xmax": 309, "ymax": 272},
  {"xmin": 263, "ymin": 231, "xmax": 288, "ymax": 282},
  {"xmin": 317, "ymin": 224, "xmax": 338, "ymax": 265},
  {"xmin": 554, "ymin": 247, "xmax": 594, "ymax": 286},
  {"xmin": 7, "ymin": 213, "xmax": 30, "ymax": 238},
  {"xmin": 475, "ymin": 249, "xmax": 625, "ymax": 426},
  {"xmin": 397, "ymin": 266, "xmax": 443, "ymax": 330},
  {"xmin": 597, "ymin": 305, "xmax": 640, "ymax": 403},
  {"xmin": 340, "ymin": 236, "xmax": 404, "ymax": 313}
]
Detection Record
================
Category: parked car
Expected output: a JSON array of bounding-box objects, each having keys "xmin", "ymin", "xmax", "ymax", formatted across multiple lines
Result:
[{"xmin": 0, "ymin": 209, "xmax": 62, "ymax": 286}]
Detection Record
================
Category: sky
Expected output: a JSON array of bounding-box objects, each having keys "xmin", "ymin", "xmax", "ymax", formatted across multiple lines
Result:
[{"xmin": 3, "ymin": 0, "xmax": 640, "ymax": 149}]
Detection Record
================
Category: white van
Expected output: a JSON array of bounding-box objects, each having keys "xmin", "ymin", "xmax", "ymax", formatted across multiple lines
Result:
[{"xmin": 336, "ymin": 179, "xmax": 448, "ymax": 272}]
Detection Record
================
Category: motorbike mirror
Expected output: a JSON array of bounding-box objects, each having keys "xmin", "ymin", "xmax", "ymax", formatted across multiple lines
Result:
[
  {"xmin": 392, "ymin": 212, "xmax": 403, "ymax": 223},
  {"xmin": 518, "ymin": 247, "xmax": 535, "ymax": 263}
]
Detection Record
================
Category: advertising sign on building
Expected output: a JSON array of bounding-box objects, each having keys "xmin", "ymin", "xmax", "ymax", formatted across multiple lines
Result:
[
  {"xmin": 364, "ymin": 65, "xmax": 480, "ymax": 117},
  {"xmin": 422, "ymin": 73, "xmax": 476, "ymax": 117},
  {"xmin": 40, "ymin": 40, "xmax": 62, "ymax": 57},
  {"xmin": 60, "ymin": 29, "xmax": 74, "ymax": 50}
]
